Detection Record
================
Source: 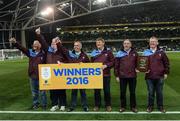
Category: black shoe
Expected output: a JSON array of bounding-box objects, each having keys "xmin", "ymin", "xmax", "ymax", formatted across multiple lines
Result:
[
  {"xmin": 67, "ymin": 107, "xmax": 74, "ymax": 112},
  {"xmin": 83, "ymin": 107, "xmax": 89, "ymax": 112},
  {"xmin": 158, "ymin": 107, "xmax": 166, "ymax": 113},
  {"xmin": 131, "ymin": 108, "xmax": 138, "ymax": 113},
  {"xmin": 147, "ymin": 106, "xmax": 153, "ymax": 113}
]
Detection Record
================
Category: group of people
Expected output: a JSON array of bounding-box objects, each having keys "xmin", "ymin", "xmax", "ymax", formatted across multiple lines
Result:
[{"xmin": 9, "ymin": 28, "xmax": 170, "ymax": 113}]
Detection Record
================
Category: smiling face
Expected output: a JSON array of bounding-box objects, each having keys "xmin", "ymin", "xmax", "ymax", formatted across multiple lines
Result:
[
  {"xmin": 74, "ymin": 41, "xmax": 82, "ymax": 52},
  {"xmin": 32, "ymin": 40, "xmax": 41, "ymax": 51},
  {"xmin": 149, "ymin": 37, "xmax": 158, "ymax": 49},
  {"xmin": 96, "ymin": 38, "xmax": 105, "ymax": 50},
  {"xmin": 123, "ymin": 39, "xmax": 132, "ymax": 51},
  {"xmin": 51, "ymin": 38, "xmax": 57, "ymax": 50}
]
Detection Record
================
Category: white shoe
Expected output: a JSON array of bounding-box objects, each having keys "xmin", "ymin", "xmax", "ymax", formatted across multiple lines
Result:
[
  {"xmin": 50, "ymin": 105, "xmax": 59, "ymax": 112},
  {"xmin": 60, "ymin": 106, "xmax": 65, "ymax": 111}
]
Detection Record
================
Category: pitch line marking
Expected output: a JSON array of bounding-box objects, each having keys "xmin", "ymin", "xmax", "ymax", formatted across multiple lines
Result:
[{"xmin": 0, "ymin": 111, "xmax": 180, "ymax": 114}]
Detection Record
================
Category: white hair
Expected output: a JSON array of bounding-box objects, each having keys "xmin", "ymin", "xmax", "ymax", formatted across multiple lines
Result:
[{"xmin": 74, "ymin": 41, "xmax": 82, "ymax": 49}]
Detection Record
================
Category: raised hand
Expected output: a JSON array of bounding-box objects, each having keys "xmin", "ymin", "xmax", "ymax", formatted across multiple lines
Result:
[
  {"xmin": 9, "ymin": 37, "xmax": 16, "ymax": 43},
  {"xmin": 35, "ymin": 27, "xmax": 41, "ymax": 35},
  {"xmin": 54, "ymin": 37, "xmax": 62, "ymax": 44}
]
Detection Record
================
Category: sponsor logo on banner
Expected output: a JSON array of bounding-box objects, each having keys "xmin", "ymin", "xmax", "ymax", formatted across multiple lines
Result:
[{"xmin": 41, "ymin": 67, "xmax": 51, "ymax": 85}]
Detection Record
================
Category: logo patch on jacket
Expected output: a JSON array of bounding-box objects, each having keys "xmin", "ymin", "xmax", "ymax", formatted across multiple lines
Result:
[{"xmin": 105, "ymin": 54, "xmax": 108, "ymax": 56}]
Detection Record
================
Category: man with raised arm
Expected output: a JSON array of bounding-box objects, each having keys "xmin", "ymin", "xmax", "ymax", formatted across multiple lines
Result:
[
  {"xmin": 9, "ymin": 37, "xmax": 47, "ymax": 110},
  {"xmin": 35, "ymin": 28, "xmax": 68, "ymax": 112}
]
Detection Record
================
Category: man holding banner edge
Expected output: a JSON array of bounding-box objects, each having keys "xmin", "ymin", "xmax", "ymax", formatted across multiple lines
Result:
[{"xmin": 91, "ymin": 37, "xmax": 114, "ymax": 112}]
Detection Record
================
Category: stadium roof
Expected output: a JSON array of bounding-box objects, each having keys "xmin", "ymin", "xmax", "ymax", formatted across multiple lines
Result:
[{"xmin": 0, "ymin": 0, "xmax": 169, "ymax": 30}]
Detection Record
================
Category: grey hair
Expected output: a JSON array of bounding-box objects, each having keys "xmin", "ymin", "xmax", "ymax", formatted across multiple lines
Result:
[{"xmin": 74, "ymin": 40, "xmax": 82, "ymax": 49}]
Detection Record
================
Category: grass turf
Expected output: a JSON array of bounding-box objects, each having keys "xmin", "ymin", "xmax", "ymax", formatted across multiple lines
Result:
[{"xmin": 0, "ymin": 52, "xmax": 180, "ymax": 120}]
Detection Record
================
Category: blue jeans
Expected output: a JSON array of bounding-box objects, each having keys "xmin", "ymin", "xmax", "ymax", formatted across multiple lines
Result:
[
  {"xmin": 70, "ymin": 89, "xmax": 88, "ymax": 108},
  {"xmin": 30, "ymin": 78, "xmax": 47, "ymax": 107},
  {"xmin": 146, "ymin": 79, "xmax": 164, "ymax": 108}
]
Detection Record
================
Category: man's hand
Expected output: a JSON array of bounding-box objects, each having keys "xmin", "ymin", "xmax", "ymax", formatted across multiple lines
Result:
[
  {"xmin": 164, "ymin": 74, "xmax": 168, "ymax": 80},
  {"xmin": 54, "ymin": 37, "xmax": 62, "ymax": 44},
  {"xmin": 145, "ymin": 70, "xmax": 150, "ymax": 74},
  {"xmin": 135, "ymin": 69, "xmax": 140, "ymax": 73},
  {"xmin": 35, "ymin": 27, "xmax": 40, "ymax": 35},
  {"xmin": 101, "ymin": 65, "xmax": 107, "ymax": 70},
  {"xmin": 116, "ymin": 77, "xmax": 120, "ymax": 83},
  {"xmin": 9, "ymin": 37, "xmax": 16, "ymax": 43},
  {"xmin": 57, "ymin": 61, "xmax": 64, "ymax": 64}
]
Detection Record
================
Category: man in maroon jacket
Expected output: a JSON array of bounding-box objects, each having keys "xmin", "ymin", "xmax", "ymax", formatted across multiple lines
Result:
[
  {"xmin": 143, "ymin": 36, "xmax": 170, "ymax": 113},
  {"xmin": 90, "ymin": 38, "xmax": 114, "ymax": 112},
  {"xmin": 65, "ymin": 40, "xmax": 90, "ymax": 112},
  {"xmin": 35, "ymin": 28, "xmax": 67, "ymax": 112},
  {"xmin": 9, "ymin": 37, "xmax": 47, "ymax": 110},
  {"xmin": 114, "ymin": 39, "xmax": 138, "ymax": 113}
]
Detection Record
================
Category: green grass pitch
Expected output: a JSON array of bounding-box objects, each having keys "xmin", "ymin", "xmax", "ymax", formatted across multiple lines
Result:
[{"xmin": 0, "ymin": 52, "xmax": 180, "ymax": 120}]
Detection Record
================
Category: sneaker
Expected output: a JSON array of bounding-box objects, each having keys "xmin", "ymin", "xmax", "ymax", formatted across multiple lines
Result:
[
  {"xmin": 93, "ymin": 106, "xmax": 99, "ymax": 111},
  {"xmin": 83, "ymin": 107, "xmax": 89, "ymax": 112},
  {"xmin": 131, "ymin": 108, "xmax": 138, "ymax": 113},
  {"xmin": 106, "ymin": 106, "xmax": 112, "ymax": 112},
  {"xmin": 50, "ymin": 105, "xmax": 59, "ymax": 112},
  {"xmin": 119, "ymin": 108, "xmax": 125, "ymax": 112},
  {"xmin": 158, "ymin": 107, "xmax": 166, "ymax": 113},
  {"xmin": 147, "ymin": 106, "xmax": 153, "ymax": 113},
  {"xmin": 60, "ymin": 106, "xmax": 66, "ymax": 111},
  {"xmin": 67, "ymin": 107, "xmax": 74, "ymax": 112}
]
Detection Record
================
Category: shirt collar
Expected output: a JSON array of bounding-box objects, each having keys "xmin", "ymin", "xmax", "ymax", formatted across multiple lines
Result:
[
  {"xmin": 124, "ymin": 48, "xmax": 131, "ymax": 54},
  {"xmin": 98, "ymin": 47, "xmax": 104, "ymax": 52},
  {"xmin": 150, "ymin": 48, "xmax": 157, "ymax": 53}
]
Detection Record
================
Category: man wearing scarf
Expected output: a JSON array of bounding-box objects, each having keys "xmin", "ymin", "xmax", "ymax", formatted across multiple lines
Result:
[
  {"xmin": 9, "ymin": 37, "xmax": 47, "ymax": 110},
  {"xmin": 143, "ymin": 36, "xmax": 169, "ymax": 113},
  {"xmin": 35, "ymin": 28, "xmax": 68, "ymax": 112},
  {"xmin": 91, "ymin": 38, "xmax": 114, "ymax": 112},
  {"xmin": 114, "ymin": 39, "xmax": 138, "ymax": 113},
  {"xmin": 67, "ymin": 40, "xmax": 90, "ymax": 112}
]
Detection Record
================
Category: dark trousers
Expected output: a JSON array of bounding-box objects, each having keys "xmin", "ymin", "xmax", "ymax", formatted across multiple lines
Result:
[
  {"xmin": 146, "ymin": 79, "xmax": 164, "ymax": 109},
  {"xmin": 50, "ymin": 89, "xmax": 66, "ymax": 106},
  {"xmin": 70, "ymin": 89, "xmax": 88, "ymax": 108},
  {"xmin": 120, "ymin": 78, "xmax": 137, "ymax": 109},
  {"xmin": 94, "ymin": 76, "xmax": 111, "ymax": 107}
]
